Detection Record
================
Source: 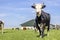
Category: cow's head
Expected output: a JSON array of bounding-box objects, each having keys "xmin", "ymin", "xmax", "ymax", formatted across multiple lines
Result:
[{"xmin": 31, "ymin": 3, "xmax": 46, "ymax": 17}]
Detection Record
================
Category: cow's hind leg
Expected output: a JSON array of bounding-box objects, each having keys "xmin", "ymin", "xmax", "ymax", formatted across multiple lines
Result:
[{"xmin": 47, "ymin": 22, "xmax": 50, "ymax": 32}]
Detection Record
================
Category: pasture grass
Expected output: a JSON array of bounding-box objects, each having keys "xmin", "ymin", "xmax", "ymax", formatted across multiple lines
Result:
[{"xmin": 0, "ymin": 29, "xmax": 60, "ymax": 40}]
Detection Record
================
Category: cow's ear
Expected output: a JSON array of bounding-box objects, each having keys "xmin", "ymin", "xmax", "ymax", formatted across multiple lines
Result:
[
  {"xmin": 31, "ymin": 5, "xmax": 35, "ymax": 9},
  {"xmin": 31, "ymin": 3, "xmax": 36, "ymax": 9},
  {"xmin": 42, "ymin": 5, "xmax": 46, "ymax": 9}
]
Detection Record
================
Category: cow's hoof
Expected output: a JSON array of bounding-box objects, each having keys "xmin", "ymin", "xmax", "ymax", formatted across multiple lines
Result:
[
  {"xmin": 41, "ymin": 34, "xmax": 47, "ymax": 38},
  {"xmin": 40, "ymin": 36, "xmax": 43, "ymax": 38},
  {"xmin": 40, "ymin": 35, "xmax": 44, "ymax": 38}
]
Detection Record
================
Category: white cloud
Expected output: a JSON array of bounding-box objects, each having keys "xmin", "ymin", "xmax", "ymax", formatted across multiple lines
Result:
[
  {"xmin": 43, "ymin": 0, "xmax": 60, "ymax": 7},
  {"xmin": 53, "ymin": 3, "xmax": 60, "ymax": 6},
  {"xmin": 0, "ymin": 6, "xmax": 32, "ymax": 11},
  {"xmin": 0, "ymin": 13, "xmax": 7, "ymax": 17},
  {"xmin": 51, "ymin": 15, "xmax": 59, "ymax": 20}
]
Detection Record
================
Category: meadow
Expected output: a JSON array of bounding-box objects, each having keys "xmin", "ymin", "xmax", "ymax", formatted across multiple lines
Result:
[{"xmin": 0, "ymin": 29, "xmax": 60, "ymax": 40}]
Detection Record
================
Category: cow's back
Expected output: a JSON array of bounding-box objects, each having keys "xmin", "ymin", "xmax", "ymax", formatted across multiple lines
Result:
[{"xmin": 41, "ymin": 10, "xmax": 50, "ymax": 21}]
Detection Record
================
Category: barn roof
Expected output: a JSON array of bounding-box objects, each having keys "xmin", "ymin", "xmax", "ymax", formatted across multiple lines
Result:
[{"xmin": 21, "ymin": 19, "xmax": 34, "ymax": 27}]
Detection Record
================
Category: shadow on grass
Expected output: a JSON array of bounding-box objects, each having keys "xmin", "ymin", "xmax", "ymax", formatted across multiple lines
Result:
[
  {"xmin": 0, "ymin": 31, "xmax": 14, "ymax": 34},
  {"xmin": 0, "ymin": 32, "xmax": 10, "ymax": 34},
  {"xmin": 36, "ymin": 34, "xmax": 47, "ymax": 38}
]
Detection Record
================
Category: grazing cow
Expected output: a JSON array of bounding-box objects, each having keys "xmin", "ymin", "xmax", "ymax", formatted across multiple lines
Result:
[
  {"xmin": 23, "ymin": 27, "xmax": 26, "ymax": 30},
  {"xmin": 31, "ymin": 3, "xmax": 50, "ymax": 38},
  {"xmin": 0, "ymin": 20, "xmax": 4, "ymax": 34},
  {"xmin": 16, "ymin": 28, "xmax": 20, "ymax": 30}
]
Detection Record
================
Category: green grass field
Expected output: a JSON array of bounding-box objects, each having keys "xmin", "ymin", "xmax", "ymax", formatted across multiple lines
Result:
[{"xmin": 0, "ymin": 29, "xmax": 60, "ymax": 40}]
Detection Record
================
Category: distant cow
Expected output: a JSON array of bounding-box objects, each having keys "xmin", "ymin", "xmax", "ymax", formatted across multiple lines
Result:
[
  {"xmin": 0, "ymin": 20, "xmax": 4, "ymax": 34},
  {"xmin": 31, "ymin": 3, "xmax": 50, "ymax": 38},
  {"xmin": 23, "ymin": 27, "xmax": 26, "ymax": 30},
  {"xmin": 16, "ymin": 28, "xmax": 19, "ymax": 30}
]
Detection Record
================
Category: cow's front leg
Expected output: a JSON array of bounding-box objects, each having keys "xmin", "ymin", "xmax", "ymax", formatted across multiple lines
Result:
[
  {"xmin": 35, "ymin": 18, "xmax": 42, "ymax": 37},
  {"xmin": 40, "ymin": 23, "xmax": 45, "ymax": 38},
  {"xmin": 36, "ymin": 24, "xmax": 41, "ymax": 37},
  {"xmin": 35, "ymin": 23, "xmax": 41, "ymax": 37}
]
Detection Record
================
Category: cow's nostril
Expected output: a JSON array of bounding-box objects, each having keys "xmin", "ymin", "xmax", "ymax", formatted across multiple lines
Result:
[{"xmin": 37, "ymin": 12, "xmax": 39, "ymax": 14}]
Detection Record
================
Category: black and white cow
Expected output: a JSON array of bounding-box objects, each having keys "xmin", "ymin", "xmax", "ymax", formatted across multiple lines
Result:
[
  {"xmin": 31, "ymin": 3, "xmax": 50, "ymax": 38},
  {"xmin": 0, "ymin": 20, "xmax": 4, "ymax": 34}
]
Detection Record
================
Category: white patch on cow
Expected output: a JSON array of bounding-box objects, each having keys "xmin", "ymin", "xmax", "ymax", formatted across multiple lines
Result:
[
  {"xmin": 35, "ymin": 4, "xmax": 42, "ymax": 12},
  {"xmin": 38, "ymin": 24, "xmax": 41, "ymax": 27}
]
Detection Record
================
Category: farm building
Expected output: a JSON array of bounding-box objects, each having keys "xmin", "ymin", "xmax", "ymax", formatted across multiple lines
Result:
[
  {"xmin": 55, "ymin": 24, "xmax": 60, "ymax": 30},
  {"xmin": 20, "ymin": 19, "xmax": 60, "ymax": 30},
  {"xmin": 20, "ymin": 19, "xmax": 35, "ymax": 30},
  {"xmin": 50, "ymin": 24, "xmax": 55, "ymax": 29}
]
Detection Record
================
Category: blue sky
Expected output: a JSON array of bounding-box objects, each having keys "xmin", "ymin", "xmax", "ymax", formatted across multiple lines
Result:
[{"xmin": 0, "ymin": 0, "xmax": 60, "ymax": 28}]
